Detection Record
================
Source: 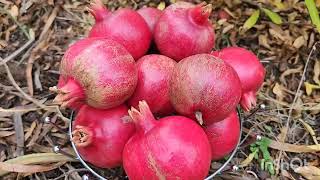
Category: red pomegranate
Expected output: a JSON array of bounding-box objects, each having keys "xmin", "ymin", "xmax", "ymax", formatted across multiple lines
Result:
[
  {"xmin": 204, "ymin": 111, "xmax": 240, "ymax": 160},
  {"xmin": 72, "ymin": 105, "xmax": 135, "ymax": 168},
  {"xmin": 88, "ymin": 0, "xmax": 152, "ymax": 59},
  {"xmin": 211, "ymin": 47, "xmax": 265, "ymax": 111},
  {"xmin": 51, "ymin": 38, "xmax": 137, "ymax": 110},
  {"xmin": 169, "ymin": 54, "xmax": 242, "ymax": 125},
  {"xmin": 123, "ymin": 101, "xmax": 212, "ymax": 180},
  {"xmin": 127, "ymin": 54, "xmax": 176, "ymax": 116}
]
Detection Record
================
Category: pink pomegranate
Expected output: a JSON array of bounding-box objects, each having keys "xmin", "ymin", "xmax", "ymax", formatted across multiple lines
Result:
[
  {"xmin": 211, "ymin": 47, "xmax": 265, "ymax": 111},
  {"xmin": 127, "ymin": 54, "xmax": 176, "ymax": 116},
  {"xmin": 137, "ymin": 7, "xmax": 162, "ymax": 35},
  {"xmin": 204, "ymin": 111, "xmax": 240, "ymax": 160},
  {"xmin": 88, "ymin": 0, "xmax": 152, "ymax": 59},
  {"xmin": 169, "ymin": 54, "xmax": 242, "ymax": 125},
  {"xmin": 123, "ymin": 101, "xmax": 211, "ymax": 180},
  {"xmin": 72, "ymin": 105, "xmax": 135, "ymax": 168},
  {"xmin": 50, "ymin": 38, "xmax": 137, "ymax": 110},
  {"xmin": 154, "ymin": 2, "xmax": 215, "ymax": 61}
]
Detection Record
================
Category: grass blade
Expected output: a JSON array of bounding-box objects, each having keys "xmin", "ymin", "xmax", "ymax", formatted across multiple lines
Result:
[
  {"xmin": 305, "ymin": 0, "xmax": 320, "ymax": 32},
  {"xmin": 262, "ymin": 8, "xmax": 283, "ymax": 25},
  {"xmin": 243, "ymin": 9, "xmax": 260, "ymax": 31}
]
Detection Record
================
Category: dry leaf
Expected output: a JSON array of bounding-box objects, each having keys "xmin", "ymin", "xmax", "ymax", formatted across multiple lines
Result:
[
  {"xmin": 26, "ymin": 122, "xmax": 42, "ymax": 147},
  {"xmin": 294, "ymin": 166, "xmax": 320, "ymax": 180},
  {"xmin": 25, "ymin": 121, "xmax": 37, "ymax": 141},
  {"xmin": 288, "ymin": 12, "xmax": 298, "ymax": 22},
  {"xmin": 269, "ymin": 140, "xmax": 320, "ymax": 152},
  {"xmin": 272, "ymin": 83, "xmax": 285, "ymax": 100},
  {"xmin": 0, "ymin": 151, "xmax": 6, "ymax": 162},
  {"xmin": 313, "ymin": 60, "xmax": 320, "ymax": 85},
  {"xmin": 298, "ymin": 119, "xmax": 318, "ymax": 144},
  {"xmin": 239, "ymin": 149, "xmax": 258, "ymax": 167},
  {"xmin": 269, "ymin": 28, "xmax": 285, "ymax": 41},
  {"xmin": 280, "ymin": 66, "xmax": 303, "ymax": 85},
  {"xmin": 304, "ymin": 82, "xmax": 320, "ymax": 95},
  {"xmin": 259, "ymin": 34, "xmax": 271, "ymax": 49},
  {"xmin": 270, "ymin": 0, "xmax": 287, "ymax": 10},
  {"xmin": 0, "ymin": 131, "xmax": 14, "ymax": 137},
  {"xmin": 277, "ymin": 127, "xmax": 288, "ymax": 142},
  {"xmin": 48, "ymin": 0, "xmax": 54, "ymax": 5},
  {"xmin": 0, "ymin": 153, "xmax": 77, "ymax": 176},
  {"xmin": 281, "ymin": 169, "xmax": 295, "ymax": 179},
  {"xmin": 222, "ymin": 24, "xmax": 234, "ymax": 33},
  {"xmin": 157, "ymin": 2, "xmax": 165, "ymax": 10},
  {"xmin": 269, "ymin": 24, "xmax": 293, "ymax": 44},
  {"xmin": 293, "ymin": 36, "xmax": 305, "ymax": 48},
  {"xmin": 9, "ymin": 5, "xmax": 19, "ymax": 18},
  {"xmin": 0, "ymin": 162, "xmax": 64, "ymax": 173}
]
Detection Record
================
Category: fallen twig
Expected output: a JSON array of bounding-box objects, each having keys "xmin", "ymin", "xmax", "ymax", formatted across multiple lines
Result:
[
  {"xmin": 26, "ymin": 5, "xmax": 60, "ymax": 96},
  {"xmin": 0, "ymin": 32, "xmax": 35, "ymax": 65},
  {"xmin": 13, "ymin": 113, "xmax": 25, "ymax": 156}
]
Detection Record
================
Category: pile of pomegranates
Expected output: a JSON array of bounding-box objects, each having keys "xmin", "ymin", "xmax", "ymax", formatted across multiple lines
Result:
[{"xmin": 51, "ymin": 0, "xmax": 265, "ymax": 179}]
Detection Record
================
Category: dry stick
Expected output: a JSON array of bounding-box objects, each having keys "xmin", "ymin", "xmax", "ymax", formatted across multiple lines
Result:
[
  {"xmin": 13, "ymin": 113, "xmax": 25, "ymax": 156},
  {"xmin": 0, "ymin": 36, "xmax": 35, "ymax": 65},
  {"xmin": 26, "ymin": 5, "xmax": 59, "ymax": 96},
  {"xmin": 4, "ymin": 63, "xmax": 47, "ymax": 109}
]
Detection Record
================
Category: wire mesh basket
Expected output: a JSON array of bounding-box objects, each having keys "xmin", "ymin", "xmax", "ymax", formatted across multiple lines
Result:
[{"xmin": 66, "ymin": 108, "xmax": 243, "ymax": 180}]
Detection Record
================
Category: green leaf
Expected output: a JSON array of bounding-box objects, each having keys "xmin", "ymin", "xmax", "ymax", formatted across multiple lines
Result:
[
  {"xmin": 266, "ymin": 160, "xmax": 275, "ymax": 175},
  {"xmin": 259, "ymin": 142, "xmax": 272, "ymax": 160},
  {"xmin": 256, "ymin": 137, "xmax": 272, "ymax": 147},
  {"xmin": 260, "ymin": 159, "xmax": 265, "ymax": 170},
  {"xmin": 305, "ymin": 0, "xmax": 320, "ymax": 32},
  {"xmin": 243, "ymin": 9, "xmax": 260, "ymax": 30},
  {"xmin": 262, "ymin": 8, "xmax": 283, "ymax": 25},
  {"xmin": 254, "ymin": 151, "xmax": 259, "ymax": 159}
]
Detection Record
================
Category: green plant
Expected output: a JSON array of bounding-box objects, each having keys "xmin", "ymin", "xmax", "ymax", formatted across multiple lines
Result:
[{"xmin": 250, "ymin": 137, "xmax": 275, "ymax": 175}]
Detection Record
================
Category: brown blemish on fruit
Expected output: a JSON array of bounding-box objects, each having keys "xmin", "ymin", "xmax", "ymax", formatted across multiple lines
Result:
[{"xmin": 58, "ymin": 39, "xmax": 137, "ymax": 109}]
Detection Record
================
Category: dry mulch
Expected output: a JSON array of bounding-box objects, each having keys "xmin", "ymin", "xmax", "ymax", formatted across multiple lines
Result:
[{"xmin": 0, "ymin": 0, "xmax": 319, "ymax": 179}]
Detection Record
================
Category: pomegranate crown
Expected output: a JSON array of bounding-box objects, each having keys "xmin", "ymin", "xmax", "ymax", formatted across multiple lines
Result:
[
  {"xmin": 88, "ymin": 0, "xmax": 110, "ymax": 22},
  {"xmin": 128, "ymin": 101, "xmax": 156, "ymax": 133}
]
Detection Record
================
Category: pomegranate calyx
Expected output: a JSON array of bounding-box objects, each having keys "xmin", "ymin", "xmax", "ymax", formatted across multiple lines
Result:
[
  {"xmin": 201, "ymin": 4, "xmax": 212, "ymax": 17},
  {"xmin": 240, "ymin": 91, "xmax": 257, "ymax": 112},
  {"xmin": 128, "ymin": 101, "xmax": 156, "ymax": 133},
  {"xmin": 88, "ymin": 0, "xmax": 110, "ymax": 22},
  {"xmin": 50, "ymin": 78, "xmax": 85, "ymax": 109},
  {"xmin": 189, "ymin": 3, "xmax": 212, "ymax": 25},
  {"xmin": 72, "ymin": 125, "xmax": 93, "ymax": 147}
]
